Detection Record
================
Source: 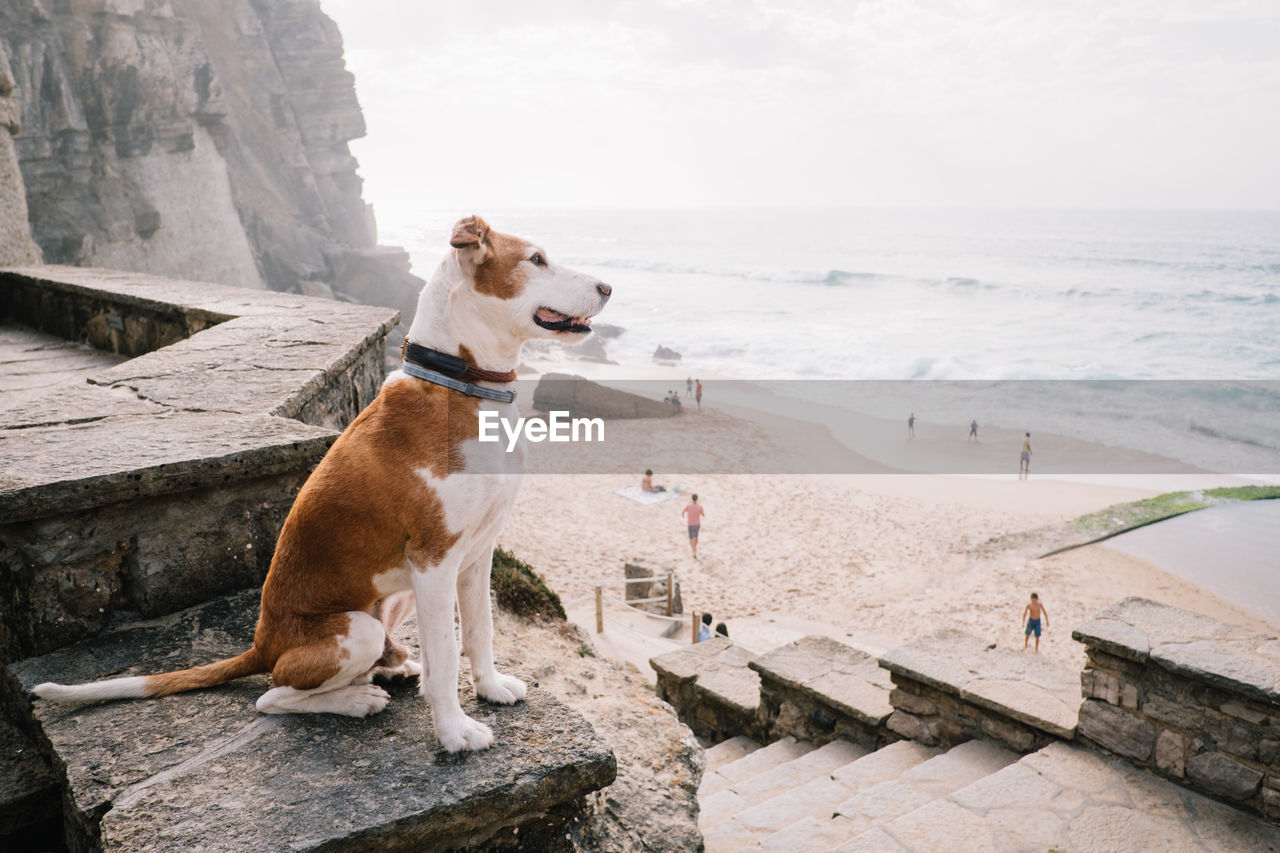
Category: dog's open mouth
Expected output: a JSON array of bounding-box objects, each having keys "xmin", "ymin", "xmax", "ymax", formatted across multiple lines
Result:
[{"xmin": 534, "ymin": 307, "xmax": 593, "ymax": 334}]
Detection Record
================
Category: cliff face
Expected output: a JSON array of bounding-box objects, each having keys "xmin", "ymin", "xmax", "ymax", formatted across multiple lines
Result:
[
  {"xmin": 0, "ymin": 0, "xmax": 421, "ymax": 321},
  {"xmin": 0, "ymin": 39, "xmax": 42, "ymax": 266}
]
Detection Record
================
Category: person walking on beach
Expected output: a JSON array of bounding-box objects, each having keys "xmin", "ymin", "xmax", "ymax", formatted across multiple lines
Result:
[
  {"xmin": 695, "ymin": 379, "xmax": 703, "ymax": 413},
  {"xmin": 1019, "ymin": 432, "xmax": 1032, "ymax": 478},
  {"xmin": 908, "ymin": 413, "xmax": 916, "ymax": 437},
  {"xmin": 969, "ymin": 419, "xmax": 979, "ymax": 441},
  {"xmin": 687, "ymin": 376, "xmax": 693, "ymax": 394},
  {"xmin": 1022, "ymin": 592, "xmax": 1049, "ymax": 652},
  {"xmin": 682, "ymin": 494, "xmax": 705, "ymax": 559}
]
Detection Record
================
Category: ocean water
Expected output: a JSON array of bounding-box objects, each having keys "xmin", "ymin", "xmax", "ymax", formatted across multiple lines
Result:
[{"xmin": 383, "ymin": 208, "xmax": 1280, "ymax": 474}]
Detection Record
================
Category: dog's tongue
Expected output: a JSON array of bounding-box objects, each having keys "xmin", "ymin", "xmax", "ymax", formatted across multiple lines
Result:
[{"xmin": 536, "ymin": 308, "xmax": 570, "ymax": 323}]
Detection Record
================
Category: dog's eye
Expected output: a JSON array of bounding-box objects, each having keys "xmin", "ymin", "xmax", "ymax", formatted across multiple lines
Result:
[{"xmin": 530, "ymin": 253, "xmax": 547, "ymax": 267}]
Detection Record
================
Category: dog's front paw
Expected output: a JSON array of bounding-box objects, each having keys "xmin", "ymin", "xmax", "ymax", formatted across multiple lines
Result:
[
  {"xmin": 437, "ymin": 714, "xmax": 494, "ymax": 752},
  {"xmin": 476, "ymin": 673, "xmax": 527, "ymax": 705}
]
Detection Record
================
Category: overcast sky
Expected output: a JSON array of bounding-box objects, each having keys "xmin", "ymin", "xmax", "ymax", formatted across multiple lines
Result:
[{"xmin": 321, "ymin": 0, "xmax": 1280, "ymax": 217}]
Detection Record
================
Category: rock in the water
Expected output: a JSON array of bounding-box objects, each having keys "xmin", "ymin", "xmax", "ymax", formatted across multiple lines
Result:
[
  {"xmin": 592, "ymin": 322, "xmax": 625, "ymax": 339},
  {"xmin": 653, "ymin": 345, "xmax": 681, "ymax": 361},
  {"xmin": 533, "ymin": 373, "xmax": 678, "ymax": 419}
]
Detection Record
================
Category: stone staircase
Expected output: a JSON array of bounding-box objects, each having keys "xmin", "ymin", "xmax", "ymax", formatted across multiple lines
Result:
[
  {"xmin": 653, "ymin": 616, "xmax": 1280, "ymax": 852},
  {"xmin": 699, "ymin": 735, "xmax": 1280, "ymax": 851}
]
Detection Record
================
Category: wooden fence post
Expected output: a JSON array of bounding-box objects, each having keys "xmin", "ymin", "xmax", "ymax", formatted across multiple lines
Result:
[
  {"xmin": 595, "ymin": 586, "xmax": 603, "ymax": 634},
  {"xmin": 692, "ymin": 611, "xmax": 698, "ymax": 644},
  {"xmin": 666, "ymin": 571, "xmax": 674, "ymax": 617}
]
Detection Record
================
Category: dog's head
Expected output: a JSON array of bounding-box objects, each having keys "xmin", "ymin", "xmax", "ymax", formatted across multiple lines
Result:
[{"xmin": 447, "ymin": 215, "xmax": 611, "ymax": 344}]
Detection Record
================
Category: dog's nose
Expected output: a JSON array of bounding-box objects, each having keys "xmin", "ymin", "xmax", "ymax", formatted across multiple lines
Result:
[{"xmin": 596, "ymin": 282, "xmax": 612, "ymax": 298}]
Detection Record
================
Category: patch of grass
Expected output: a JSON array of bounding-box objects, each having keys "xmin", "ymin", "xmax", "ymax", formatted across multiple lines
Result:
[
  {"xmin": 1074, "ymin": 484, "xmax": 1280, "ymax": 535},
  {"xmin": 576, "ymin": 644, "xmax": 596, "ymax": 658},
  {"xmin": 1203, "ymin": 484, "xmax": 1280, "ymax": 501},
  {"xmin": 490, "ymin": 546, "xmax": 566, "ymax": 622}
]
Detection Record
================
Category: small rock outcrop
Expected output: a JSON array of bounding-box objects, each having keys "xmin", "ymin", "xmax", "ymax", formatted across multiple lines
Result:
[
  {"xmin": 533, "ymin": 373, "xmax": 679, "ymax": 419},
  {"xmin": 653, "ymin": 345, "xmax": 681, "ymax": 362}
]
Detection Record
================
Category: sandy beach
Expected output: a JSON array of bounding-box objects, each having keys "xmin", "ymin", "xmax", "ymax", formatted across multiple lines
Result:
[{"xmin": 497, "ymin": 374, "xmax": 1275, "ymax": 676}]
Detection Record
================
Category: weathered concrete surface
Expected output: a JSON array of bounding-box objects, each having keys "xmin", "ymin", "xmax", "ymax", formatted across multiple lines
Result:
[
  {"xmin": 11, "ymin": 589, "xmax": 616, "ymax": 853},
  {"xmin": 1074, "ymin": 596, "xmax": 1280, "ymax": 704},
  {"xmin": 533, "ymin": 374, "xmax": 678, "ymax": 420},
  {"xmin": 751, "ymin": 635, "xmax": 894, "ymax": 749},
  {"xmin": 651, "ymin": 638, "xmax": 764, "ymax": 743},
  {"xmin": 880, "ymin": 629, "xmax": 1079, "ymax": 741},
  {"xmin": 0, "ymin": 266, "xmax": 398, "ymax": 660},
  {"xmin": 838, "ymin": 740, "xmax": 1280, "ymax": 853},
  {"xmin": 1074, "ymin": 597, "xmax": 1280, "ymax": 823},
  {"xmin": 0, "ymin": 324, "xmax": 125, "ymax": 411},
  {"xmin": 878, "ymin": 630, "xmax": 1079, "ymax": 754}
]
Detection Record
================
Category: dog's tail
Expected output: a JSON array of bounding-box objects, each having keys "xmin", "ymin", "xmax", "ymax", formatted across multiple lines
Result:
[{"xmin": 32, "ymin": 648, "xmax": 267, "ymax": 704}]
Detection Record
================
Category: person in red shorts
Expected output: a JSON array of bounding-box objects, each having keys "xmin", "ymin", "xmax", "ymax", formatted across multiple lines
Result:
[{"xmin": 681, "ymin": 494, "xmax": 705, "ymax": 559}]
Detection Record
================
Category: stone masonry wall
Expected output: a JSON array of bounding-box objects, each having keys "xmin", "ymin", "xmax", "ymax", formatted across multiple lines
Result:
[
  {"xmin": 878, "ymin": 629, "xmax": 1079, "ymax": 756},
  {"xmin": 1074, "ymin": 597, "xmax": 1280, "ymax": 822},
  {"xmin": 751, "ymin": 636, "xmax": 894, "ymax": 750},
  {"xmin": 0, "ymin": 267, "xmax": 398, "ymax": 661}
]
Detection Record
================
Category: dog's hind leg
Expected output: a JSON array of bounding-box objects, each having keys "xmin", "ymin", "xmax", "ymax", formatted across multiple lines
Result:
[
  {"xmin": 255, "ymin": 611, "xmax": 389, "ymax": 718},
  {"xmin": 411, "ymin": 557, "xmax": 494, "ymax": 752},
  {"xmin": 458, "ymin": 547, "xmax": 526, "ymax": 705},
  {"xmin": 371, "ymin": 590, "xmax": 422, "ymax": 682}
]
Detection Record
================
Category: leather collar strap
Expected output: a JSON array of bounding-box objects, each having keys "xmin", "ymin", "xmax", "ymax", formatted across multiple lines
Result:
[
  {"xmin": 403, "ymin": 340, "xmax": 517, "ymax": 384},
  {"xmin": 401, "ymin": 361, "xmax": 517, "ymax": 404}
]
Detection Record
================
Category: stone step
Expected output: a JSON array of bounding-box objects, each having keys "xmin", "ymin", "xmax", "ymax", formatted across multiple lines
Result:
[
  {"xmin": 700, "ymin": 735, "xmax": 814, "ymax": 797},
  {"xmin": 8, "ymin": 589, "xmax": 617, "ymax": 852},
  {"xmin": 707, "ymin": 770, "xmax": 858, "ymax": 849},
  {"xmin": 700, "ymin": 740, "xmax": 865, "ymax": 832},
  {"xmin": 705, "ymin": 735, "xmax": 762, "ymax": 774},
  {"xmin": 730, "ymin": 739, "xmax": 868, "ymax": 807},
  {"xmin": 840, "ymin": 740, "xmax": 1280, "ymax": 852},
  {"xmin": 831, "ymin": 738, "xmax": 1019, "ymax": 836},
  {"xmin": 705, "ymin": 739, "xmax": 909, "ymax": 851},
  {"xmin": 748, "ymin": 740, "xmax": 945, "ymax": 851}
]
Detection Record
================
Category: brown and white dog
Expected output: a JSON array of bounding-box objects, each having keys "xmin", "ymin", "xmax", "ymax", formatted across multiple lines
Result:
[{"xmin": 33, "ymin": 216, "xmax": 611, "ymax": 752}]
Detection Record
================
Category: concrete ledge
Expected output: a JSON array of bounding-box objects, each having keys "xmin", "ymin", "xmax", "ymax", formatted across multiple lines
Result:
[
  {"xmin": 1073, "ymin": 596, "xmax": 1280, "ymax": 704},
  {"xmin": 650, "ymin": 639, "xmax": 763, "ymax": 743},
  {"xmin": 0, "ymin": 266, "xmax": 399, "ymax": 660},
  {"xmin": 750, "ymin": 635, "xmax": 894, "ymax": 749},
  {"xmin": 1074, "ymin": 597, "xmax": 1280, "ymax": 823},
  {"xmin": 9, "ymin": 589, "xmax": 617, "ymax": 852},
  {"xmin": 878, "ymin": 629, "xmax": 1079, "ymax": 753}
]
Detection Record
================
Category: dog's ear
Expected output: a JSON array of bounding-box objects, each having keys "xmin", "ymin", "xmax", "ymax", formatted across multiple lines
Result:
[{"xmin": 450, "ymin": 216, "xmax": 491, "ymax": 265}]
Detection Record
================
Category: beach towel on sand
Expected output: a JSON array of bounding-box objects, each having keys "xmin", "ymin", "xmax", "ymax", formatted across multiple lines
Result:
[{"xmin": 615, "ymin": 485, "xmax": 678, "ymax": 505}]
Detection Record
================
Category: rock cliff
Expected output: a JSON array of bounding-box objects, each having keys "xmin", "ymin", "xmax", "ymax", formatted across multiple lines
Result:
[{"xmin": 0, "ymin": 0, "xmax": 421, "ymax": 324}]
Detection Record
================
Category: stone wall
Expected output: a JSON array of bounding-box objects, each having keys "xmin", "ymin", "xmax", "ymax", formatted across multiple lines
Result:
[
  {"xmin": 751, "ymin": 636, "xmax": 893, "ymax": 750},
  {"xmin": 651, "ymin": 638, "xmax": 765, "ymax": 743},
  {"xmin": 878, "ymin": 629, "xmax": 1079, "ymax": 755},
  {"xmin": 0, "ymin": 267, "xmax": 398, "ymax": 660},
  {"xmin": 1073, "ymin": 597, "xmax": 1280, "ymax": 822}
]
